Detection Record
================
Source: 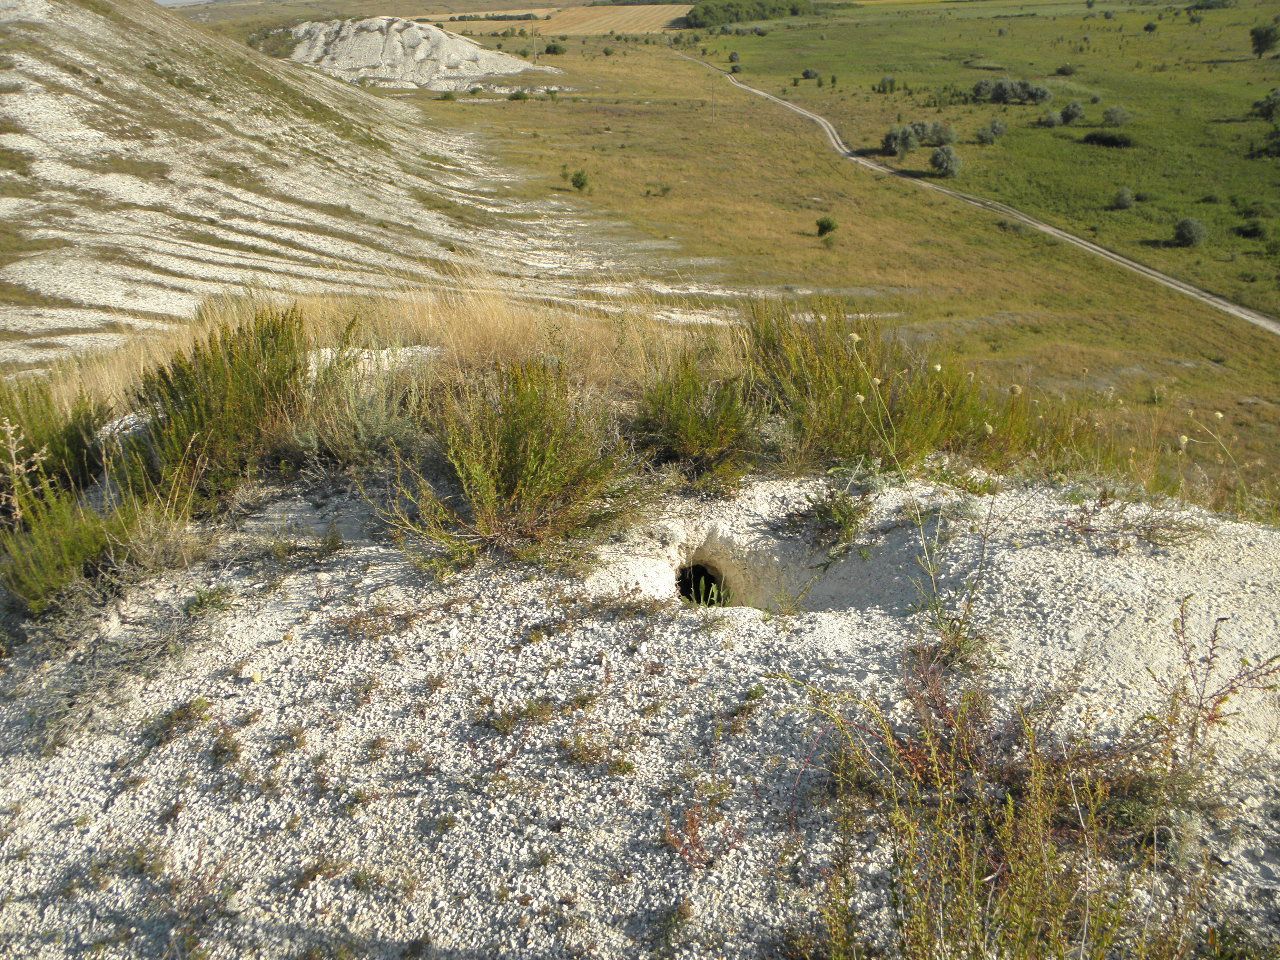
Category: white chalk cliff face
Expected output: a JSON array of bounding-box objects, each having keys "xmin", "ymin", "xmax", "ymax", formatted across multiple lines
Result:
[
  {"xmin": 0, "ymin": 0, "xmax": 609, "ymax": 367},
  {"xmin": 289, "ymin": 18, "xmax": 554, "ymax": 91}
]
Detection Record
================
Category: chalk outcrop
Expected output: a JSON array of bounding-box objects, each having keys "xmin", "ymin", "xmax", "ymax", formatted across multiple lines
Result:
[{"xmin": 289, "ymin": 17, "xmax": 554, "ymax": 90}]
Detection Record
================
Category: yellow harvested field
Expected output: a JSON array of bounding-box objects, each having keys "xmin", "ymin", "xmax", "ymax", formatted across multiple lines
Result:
[{"xmin": 531, "ymin": 5, "xmax": 690, "ymax": 34}]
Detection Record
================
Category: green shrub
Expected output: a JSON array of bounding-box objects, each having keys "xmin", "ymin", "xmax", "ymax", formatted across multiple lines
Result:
[
  {"xmin": 0, "ymin": 379, "xmax": 107, "ymax": 495},
  {"xmin": 0, "ymin": 475, "xmax": 118, "ymax": 612},
  {"xmin": 1174, "ymin": 217, "xmax": 1207, "ymax": 247},
  {"xmin": 570, "ymin": 169, "xmax": 589, "ymax": 191},
  {"xmin": 125, "ymin": 306, "xmax": 310, "ymax": 507},
  {"xmin": 1060, "ymin": 100, "xmax": 1085, "ymax": 125},
  {"xmin": 816, "ymin": 216, "xmax": 837, "ymax": 236},
  {"xmin": 929, "ymin": 144, "xmax": 962, "ymax": 177},
  {"xmin": 882, "ymin": 125, "xmax": 918, "ymax": 157},
  {"xmin": 1103, "ymin": 105, "xmax": 1132, "ymax": 126},
  {"xmin": 976, "ymin": 118, "xmax": 1007, "ymax": 145},
  {"xmin": 1235, "ymin": 218, "xmax": 1268, "ymax": 240},
  {"xmin": 637, "ymin": 346, "xmax": 759, "ymax": 488},
  {"xmin": 1251, "ymin": 89, "xmax": 1280, "ymax": 122},
  {"xmin": 1250, "ymin": 23, "xmax": 1278, "ymax": 58},
  {"xmin": 1111, "ymin": 186, "xmax": 1136, "ymax": 210},
  {"xmin": 381, "ymin": 360, "xmax": 639, "ymax": 564}
]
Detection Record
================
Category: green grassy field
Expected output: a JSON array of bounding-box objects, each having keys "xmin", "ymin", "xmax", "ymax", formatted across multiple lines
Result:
[
  {"xmin": 398, "ymin": 41, "xmax": 1279, "ymax": 486},
  {"xmin": 693, "ymin": 0, "xmax": 1280, "ymax": 316}
]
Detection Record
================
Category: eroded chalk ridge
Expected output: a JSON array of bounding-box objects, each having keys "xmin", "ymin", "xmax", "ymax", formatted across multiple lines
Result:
[{"xmin": 288, "ymin": 17, "xmax": 559, "ymax": 91}]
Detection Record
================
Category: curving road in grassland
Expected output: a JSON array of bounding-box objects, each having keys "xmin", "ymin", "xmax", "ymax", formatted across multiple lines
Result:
[{"xmin": 683, "ymin": 55, "xmax": 1280, "ymax": 338}]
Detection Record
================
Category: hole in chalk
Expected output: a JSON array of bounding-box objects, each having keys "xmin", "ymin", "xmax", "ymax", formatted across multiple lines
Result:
[{"xmin": 677, "ymin": 563, "xmax": 729, "ymax": 607}]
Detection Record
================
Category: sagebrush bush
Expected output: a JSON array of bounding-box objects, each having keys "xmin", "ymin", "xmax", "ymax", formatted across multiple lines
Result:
[
  {"xmin": 1175, "ymin": 217, "xmax": 1207, "ymax": 247},
  {"xmin": 0, "ymin": 378, "xmax": 107, "ymax": 497},
  {"xmin": 382, "ymin": 359, "xmax": 639, "ymax": 564},
  {"xmin": 637, "ymin": 345, "xmax": 759, "ymax": 489},
  {"xmin": 124, "ymin": 306, "xmax": 311, "ymax": 506}
]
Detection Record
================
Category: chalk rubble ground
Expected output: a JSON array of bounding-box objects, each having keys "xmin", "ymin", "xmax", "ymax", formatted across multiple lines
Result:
[{"xmin": 0, "ymin": 476, "xmax": 1278, "ymax": 957}]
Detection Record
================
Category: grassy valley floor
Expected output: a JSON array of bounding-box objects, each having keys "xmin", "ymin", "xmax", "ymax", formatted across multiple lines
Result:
[{"xmin": 403, "ymin": 41, "xmax": 1280, "ymax": 493}]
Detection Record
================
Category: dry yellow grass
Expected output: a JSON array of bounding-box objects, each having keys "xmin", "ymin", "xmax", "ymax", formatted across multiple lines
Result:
[{"xmin": 31, "ymin": 276, "xmax": 688, "ymax": 421}]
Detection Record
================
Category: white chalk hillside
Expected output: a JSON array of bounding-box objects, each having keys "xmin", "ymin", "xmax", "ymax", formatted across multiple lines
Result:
[
  {"xmin": 289, "ymin": 17, "xmax": 555, "ymax": 91},
  {"xmin": 0, "ymin": 0, "xmax": 600, "ymax": 367}
]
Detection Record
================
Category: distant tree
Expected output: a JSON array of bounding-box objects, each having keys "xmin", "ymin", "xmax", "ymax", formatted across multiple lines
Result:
[
  {"xmin": 802, "ymin": 68, "xmax": 820, "ymax": 80},
  {"xmin": 1060, "ymin": 100, "xmax": 1085, "ymax": 124},
  {"xmin": 1103, "ymin": 106, "xmax": 1132, "ymax": 126},
  {"xmin": 816, "ymin": 216, "xmax": 837, "ymax": 236},
  {"xmin": 1251, "ymin": 24, "xmax": 1279, "ymax": 58},
  {"xmin": 571, "ymin": 169, "xmax": 589, "ymax": 192},
  {"xmin": 544, "ymin": 42, "xmax": 565, "ymax": 54},
  {"xmin": 1174, "ymin": 217, "xmax": 1206, "ymax": 247},
  {"xmin": 930, "ymin": 145, "xmax": 962, "ymax": 177},
  {"xmin": 1144, "ymin": 21, "xmax": 1158, "ymax": 32},
  {"xmin": 729, "ymin": 50, "xmax": 740, "ymax": 62},
  {"xmin": 730, "ymin": 64, "xmax": 742, "ymax": 73},
  {"xmin": 1253, "ymin": 89, "xmax": 1280, "ymax": 122}
]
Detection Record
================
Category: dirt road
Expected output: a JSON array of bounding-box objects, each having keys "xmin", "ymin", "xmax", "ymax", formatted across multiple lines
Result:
[{"xmin": 687, "ymin": 56, "xmax": 1280, "ymax": 338}]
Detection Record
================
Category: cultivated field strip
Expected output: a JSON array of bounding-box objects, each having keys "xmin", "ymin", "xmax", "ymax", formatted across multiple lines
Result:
[{"xmin": 531, "ymin": 5, "xmax": 690, "ymax": 34}]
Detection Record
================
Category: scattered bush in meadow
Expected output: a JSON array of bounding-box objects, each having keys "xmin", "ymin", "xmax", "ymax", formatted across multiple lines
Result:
[
  {"xmin": 1103, "ymin": 105, "xmax": 1132, "ymax": 126},
  {"xmin": 1175, "ymin": 217, "xmax": 1207, "ymax": 247},
  {"xmin": 972, "ymin": 77, "xmax": 1052, "ymax": 105},
  {"xmin": 1252, "ymin": 89, "xmax": 1280, "ymax": 123},
  {"xmin": 1060, "ymin": 100, "xmax": 1085, "ymax": 125},
  {"xmin": 882, "ymin": 125, "xmax": 919, "ymax": 157},
  {"xmin": 975, "ymin": 118, "xmax": 1006, "ymax": 144},
  {"xmin": 930, "ymin": 144, "xmax": 962, "ymax": 177},
  {"xmin": 816, "ymin": 216, "xmax": 837, "ymax": 236},
  {"xmin": 1250, "ymin": 23, "xmax": 1278, "ymax": 58},
  {"xmin": 1111, "ymin": 186, "xmax": 1136, "ymax": 209}
]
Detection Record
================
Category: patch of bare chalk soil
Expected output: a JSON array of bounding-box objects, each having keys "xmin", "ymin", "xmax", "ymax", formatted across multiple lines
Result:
[{"xmin": 0, "ymin": 478, "xmax": 1278, "ymax": 956}]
